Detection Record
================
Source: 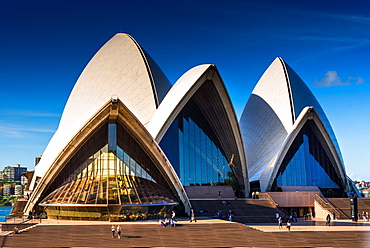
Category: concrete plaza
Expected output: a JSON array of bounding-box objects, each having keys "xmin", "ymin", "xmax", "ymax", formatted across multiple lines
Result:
[{"xmin": 0, "ymin": 217, "xmax": 369, "ymax": 247}]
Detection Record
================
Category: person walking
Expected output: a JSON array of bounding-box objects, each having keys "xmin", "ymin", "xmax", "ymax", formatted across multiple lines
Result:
[
  {"xmin": 293, "ymin": 212, "xmax": 298, "ymax": 222},
  {"xmin": 286, "ymin": 219, "xmax": 292, "ymax": 232},
  {"xmin": 171, "ymin": 211, "xmax": 176, "ymax": 222},
  {"xmin": 190, "ymin": 208, "xmax": 197, "ymax": 222},
  {"xmin": 111, "ymin": 225, "xmax": 116, "ymax": 238},
  {"xmin": 117, "ymin": 225, "xmax": 122, "ymax": 239},
  {"xmin": 275, "ymin": 212, "xmax": 280, "ymax": 223},
  {"xmin": 362, "ymin": 211, "xmax": 367, "ymax": 222},
  {"xmin": 326, "ymin": 214, "xmax": 331, "ymax": 226},
  {"xmin": 228, "ymin": 211, "xmax": 234, "ymax": 221},
  {"xmin": 278, "ymin": 217, "xmax": 283, "ymax": 230}
]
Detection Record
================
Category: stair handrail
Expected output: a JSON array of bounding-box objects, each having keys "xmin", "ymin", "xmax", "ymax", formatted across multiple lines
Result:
[
  {"xmin": 315, "ymin": 194, "xmax": 346, "ymax": 219},
  {"xmin": 260, "ymin": 192, "xmax": 279, "ymax": 207}
]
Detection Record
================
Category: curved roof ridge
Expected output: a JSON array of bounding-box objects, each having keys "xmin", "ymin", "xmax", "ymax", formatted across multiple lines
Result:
[
  {"xmin": 147, "ymin": 64, "xmax": 211, "ymax": 140},
  {"xmin": 27, "ymin": 99, "xmax": 192, "ymax": 214},
  {"xmin": 282, "ymin": 59, "xmax": 344, "ymax": 164},
  {"xmin": 251, "ymin": 57, "xmax": 295, "ymax": 132},
  {"xmin": 266, "ymin": 107, "xmax": 349, "ymax": 192},
  {"xmin": 126, "ymin": 34, "xmax": 172, "ymax": 106},
  {"xmin": 278, "ymin": 57, "xmax": 296, "ymax": 125},
  {"xmin": 148, "ymin": 64, "xmax": 249, "ymax": 196},
  {"xmin": 240, "ymin": 58, "xmax": 346, "ymax": 192},
  {"xmin": 34, "ymin": 33, "xmax": 168, "ymax": 178}
]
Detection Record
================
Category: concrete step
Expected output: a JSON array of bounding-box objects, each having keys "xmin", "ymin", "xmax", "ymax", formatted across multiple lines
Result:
[{"xmin": 0, "ymin": 222, "xmax": 367, "ymax": 247}]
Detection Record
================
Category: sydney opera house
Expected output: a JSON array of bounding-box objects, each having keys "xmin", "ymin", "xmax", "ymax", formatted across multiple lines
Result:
[
  {"xmin": 239, "ymin": 58, "xmax": 351, "ymax": 198},
  {"xmin": 24, "ymin": 33, "xmax": 351, "ymax": 221}
]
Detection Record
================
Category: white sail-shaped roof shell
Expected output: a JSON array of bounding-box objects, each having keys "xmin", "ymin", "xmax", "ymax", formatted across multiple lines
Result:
[
  {"xmin": 33, "ymin": 33, "xmax": 171, "ymax": 181},
  {"xmin": 240, "ymin": 57, "xmax": 347, "ymax": 192},
  {"xmin": 148, "ymin": 64, "xmax": 249, "ymax": 196}
]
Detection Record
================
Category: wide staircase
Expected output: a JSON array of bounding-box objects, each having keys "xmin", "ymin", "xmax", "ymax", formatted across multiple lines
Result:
[
  {"xmin": 317, "ymin": 197, "xmax": 370, "ymax": 219},
  {"xmin": 190, "ymin": 198, "xmax": 281, "ymax": 223},
  {"xmin": 9, "ymin": 198, "xmax": 28, "ymax": 217},
  {"xmin": 329, "ymin": 198, "xmax": 370, "ymax": 214},
  {"xmin": 325, "ymin": 198, "xmax": 351, "ymax": 219}
]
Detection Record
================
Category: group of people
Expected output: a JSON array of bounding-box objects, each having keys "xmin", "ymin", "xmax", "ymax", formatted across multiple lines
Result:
[
  {"xmin": 159, "ymin": 218, "xmax": 176, "ymax": 227},
  {"xmin": 275, "ymin": 212, "xmax": 296, "ymax": 231},
  {"xmin": 160, "ymin": 209, "xmax": 195, "ymax": 225},
  {"xmin": 198, "ymin": 209, "xmax": 208, "ymax": 215},
  {"xmin": 213, "ymin": 210, "xmax": 223, "ymax": 218},
  {"xmin": 159, "ymin": 210, "xmax": 179, "ymax": 227},
  {"xmin": 277, "ymin": 216, "xmax": 292, "ymax": 231},
  {"xmin": 251, "ymin": 191, "xmax": 260, "ymax": 199},
  {"xmin": 111, "ymin": 225, "xmax": 122, "ymax": 239},
  {"xmin": 361, "ymin": 211, "xmax": 369, "ymax": 221}
]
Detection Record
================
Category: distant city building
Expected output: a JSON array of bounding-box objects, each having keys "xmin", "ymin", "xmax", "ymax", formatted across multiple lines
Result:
[
  {"xmin": 355, "ymin": 180, "xmax": 370, "ymax": 197},
  {"xmin": 3, "ymin": 184, "xmax": 13, "ymax": 196},
  {"xmin": 1, "ymin": 164, "xmax": 27, "ymax": 183},
  {"xmin": 20, "ymin": 175, "xmax": 28, "ymax": 186},
  {"xmin": 14, "ymin": 185, "xmax": 23, "ymax": 196}
]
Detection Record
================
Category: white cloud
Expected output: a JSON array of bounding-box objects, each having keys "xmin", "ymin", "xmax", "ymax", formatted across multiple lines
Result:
[
  {"xmin": 0, "ymin": 125, "xmax": 55, "ymax": 138},
  {"xmin": 313, "ymin": 71, "xmax": 365, "ymax": 88},
  {"xmin": 0, "ymin": 110, "xmax": 60, "ymax": 117}
]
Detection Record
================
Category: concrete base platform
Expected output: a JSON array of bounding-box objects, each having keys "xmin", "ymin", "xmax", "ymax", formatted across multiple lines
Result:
[{"xmin": 0, "ymin": 218, "xmax": 369, "ymax": 247}]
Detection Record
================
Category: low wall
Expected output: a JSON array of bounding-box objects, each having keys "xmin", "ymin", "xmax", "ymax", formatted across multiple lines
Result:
[
  {"xmin": 1, "ymin": 223, "xmax": 36, "ymax": 231},
  {"xmin": 314, "ymin": 200, "xmax": 331, "ymax": 219},
  {"xmin": 185, "ymin": 186, "xmax": 235, "ymax": 199},
  {"xmin": 267, "ymin": 192, "xmax": 319, "ymax": 207}
]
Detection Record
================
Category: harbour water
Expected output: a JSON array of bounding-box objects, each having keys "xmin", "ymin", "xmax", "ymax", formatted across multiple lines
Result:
[{"xmin": 0, "ymin": 206, "xmax": 12, "ymax": 222}]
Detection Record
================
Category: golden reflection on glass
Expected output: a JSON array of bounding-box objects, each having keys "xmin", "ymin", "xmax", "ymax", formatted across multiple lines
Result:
[{"xmin": 41, "ymin": 144, "xmax": 175, "ymax": 206}]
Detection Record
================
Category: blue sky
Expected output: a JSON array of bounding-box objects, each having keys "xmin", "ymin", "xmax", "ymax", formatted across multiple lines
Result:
[{"xmin": 1, "ymin": 0, "xmax": 369, "ymax": 181}]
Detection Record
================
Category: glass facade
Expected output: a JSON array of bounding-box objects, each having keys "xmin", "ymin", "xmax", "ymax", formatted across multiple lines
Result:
[
  {"xmin": 160, "ymin": 98, "xmax": 234, "ymax": 187},
  {"xmin": 272, "ymin": 121, "xmax": 345, "ymax": 197},
  {"xmin": 286, "ymin": 62, "xmax": 344, "ymax": 165},
  {"xmin": 39, "ymin": 121, "xmax": 178, "ymax": 221}
]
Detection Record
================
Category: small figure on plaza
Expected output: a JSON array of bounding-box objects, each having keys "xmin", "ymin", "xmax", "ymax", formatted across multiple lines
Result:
[
  {"xmin": 111, "ymin": 225, "xmax": 116, "ymax": 238},
  {"xmin": 326, "ymin": 214, "xmax": 331, "ymax": 226},
  {"xmin": 190, "ymin": 208, "xmax": 197, "ymax": 222}
]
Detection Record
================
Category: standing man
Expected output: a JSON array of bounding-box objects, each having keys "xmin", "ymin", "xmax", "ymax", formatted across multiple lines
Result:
[
  {"xmin": 117, "ymin": 225, "xmax": 122, "ymax": 239},
  {"xmin": 171, "ymin": 211, "xmax": 176, "ymax": 222},
  {"xmin": 293, "ymin": 212, "xmax": 298, "ymax": 222},
  {"xmin": 286, "ymin": 219, "xmax": 292, "ymax": 232},
  {"xmin": 275, "ymin": 212, "xmax": 280, "ymax": 223},
  {"xmin": 190, "ymin": 208, "xmax": 196, "ymax": 222},
  {"xmin": 278, "ymin": 217, "xmax": 283, "ymax": 230},
  {"xmin": 111, "ymin": 225, "xmax": 116, "ymax": 238},
  {"xmin": 326, "ymin": 214, "xmax": 331, "ymax": 226}
]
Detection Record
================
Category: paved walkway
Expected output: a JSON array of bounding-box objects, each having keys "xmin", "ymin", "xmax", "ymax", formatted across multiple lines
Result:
[
  {"xmin": 248, "ymin": 218, "xmax": 370, "ymax": 232},
  {"xmin": 0, "ymin": 217, "xmax": 369, "ymax": 247}
]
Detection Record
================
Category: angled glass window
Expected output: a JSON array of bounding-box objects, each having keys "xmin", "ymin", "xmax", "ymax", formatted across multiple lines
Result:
[
  {"xmin": 160, "ymin": 97, "xmax": 233, "ymax": 187},
  {"xmin": 40, "ymin": 121, "xmax": 176, "ymax": 206},
  {"xmin": 272, "ymin": 121, "xmax": 345, "ymax": 196}
]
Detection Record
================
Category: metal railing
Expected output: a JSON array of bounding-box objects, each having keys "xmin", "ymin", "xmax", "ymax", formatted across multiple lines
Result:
[
  {"xmin": 258, "ymin": 192, "xmax": 279, "ymax": 207},
  {"xmin": 315, "ymin": 194, "xmax": 349, "ymax": 219},
  {"xmin": 4, "ymin": 214, "xmax": 43, "ymax": 224}
]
